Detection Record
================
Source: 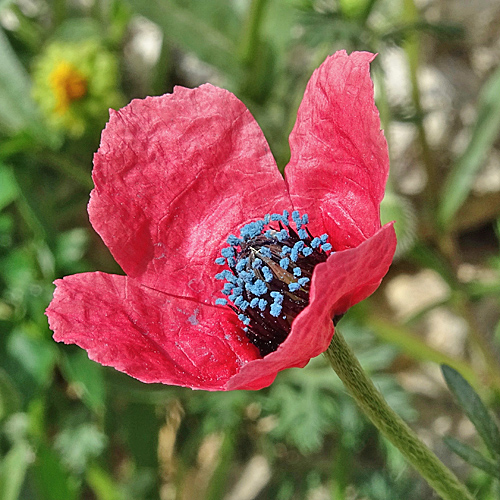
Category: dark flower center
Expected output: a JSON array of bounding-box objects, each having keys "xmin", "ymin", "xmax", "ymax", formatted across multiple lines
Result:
[{"xmin": 215, "ymin": 211, "xmax": 332, "ymax": 356}]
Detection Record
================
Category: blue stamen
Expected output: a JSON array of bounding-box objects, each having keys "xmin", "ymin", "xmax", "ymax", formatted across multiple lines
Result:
[
  {"xmin": 240, "ymin": 220, "xmax": 265, "ymax": 240},
  {"xmin": 216, "ymin": 270, "xmax": 234, "ymax": 281},
  {"xmin": 259, "ymin": 247, "xmax": 272, "ymax": 259},
  {"xmin": 276, "ymin": 229, "xmax": 288, "ymax": 242},
  {"xmin": 247, "ymin": 279, "xmax": 267, "ymax": 297},
  {"xmin": 311, "ymin": 237, "xmax": 321, "ymax": 248},
  {"xmin": 279, "ymin": 257, "xmax": 290, "ymax": 270},
  {"xmin": 238, "ymin": 314, "xmax": 250, "ymax": 325},
  {"xmin": 252, "ymin": 258, "xmax": 262, "ymax": 269},
  {"xmin": 221, "ymin": 247, "xmax": 235, "ymax": 258},
  {"xmin": 214, "ymin": 210, "xmax": 327, "ymax": 348},
  {"xmin": 270, "ymin": 302, "xmax": 282, "ymax": 317},
  {"xmin": 236, "ymin": 258, "xmax": 248, "ymax": 272},
  {"xmin": 262, "ymin": 266, "xmax": 273, "ymax": 282},
  {"xmin": 239, "ymin": 270, "xmax": 255, "ymax": 283},
  {"xmin": 281, "ymin": 210, "xmax": 290, "ymax": 226},
  {"xmin": 280, "ymin": 246, "xmax": 291, "ymax": 256},
  {"xmin": 227, "ymin": 234, "xmax": 241, "ymax": 246}
]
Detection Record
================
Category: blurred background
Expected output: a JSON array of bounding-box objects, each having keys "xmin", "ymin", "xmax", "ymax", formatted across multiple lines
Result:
[{"xmin": 1, "ymin": 0, "xmax": 500, "ymax": 499}]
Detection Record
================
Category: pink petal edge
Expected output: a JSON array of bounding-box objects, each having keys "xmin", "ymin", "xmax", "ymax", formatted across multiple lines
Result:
[
  {"xmin": 227, "ymin": 223, "xmax": 396, "ymax": 390},
  {"xmin": 285, "ymin": 51, "xmax": 389, "ymax": 249},
  {"xmin": 89, "ymin": 84, "xmax": 291, "ymax": 304},
  {"xmin": 46, "ymin": 272, "xmax": 264, "ymax": 391}
]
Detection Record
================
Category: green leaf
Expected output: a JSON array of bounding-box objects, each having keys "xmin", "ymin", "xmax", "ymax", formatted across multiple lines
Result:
[
  {"xmin": 0, "ymin": 367, "xmax": 21, "ymax": 421},
  {"xmin": 32, "ymin": 443, "xmax": 79, "ymax": 500},
  {"xmin": 439, "ymin": 64, "xmax": 500, "ymax": 228},
  {"xmin": 407, "ymin": 242, "xmax": 455, "ymax": 287},
  {"xmin": 0, "ymin": 28, "xmax": 44, "ymax": 137},
  {"xmin": 444, "ymin": 436, "xmax": 500, "ymax": 480},
  {"xmin": 54, "ymin": 424, "xmax": 107, "ymax": 473},
  {"xmin": 125, "ymin": 0, "xmax": 238, "ymax": 75},
  {"xmin": 7, "ymin": 329, "xmax": 58, "ymax": 388},
  {"xmin": 441, "ymin": 364, "xmax": 500, "ymax": 458},
  {"xmin": 0, "ymin": 163, "xmax": 18, "ymax": 211},
  {"xmin": 86, "ymin": 465, "xmax": 121, "ymax": 500},
  {"xmin": 0, "ymin": 441, "xmax": 32, "ymax": 500},
  {"xmin": 267, "ymin": 379, "xmax": 336, "ymax": 454},
  {"xmin": 123, "ymin": 403, "xmax": 159, "ymax": 469},
  {"xmin": 0, "ymin": 0, "xmax": 15, "ymax": 13},
  {"xmin": 62, "ymin": 350, "xmax": 106, "ymax": 413},
  {"xmin": 380, "ymin": 192, "xmax": 416, "ymax": 256}
]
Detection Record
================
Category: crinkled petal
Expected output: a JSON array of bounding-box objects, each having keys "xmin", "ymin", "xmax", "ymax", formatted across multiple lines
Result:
[
  {"xmin": 227, "ymin": 223, "xmax": 396, "ymax": 390},
  {"xmin": 46, "ymin": 272, "xmax": 266, "ymax": 391},
  {"xmin": 285, "ymin": 51, "xmax": 389, "ymax": 249},
  {"xmin": 89, "ymin": 84, "xmax": 291, "ymax": 302}
]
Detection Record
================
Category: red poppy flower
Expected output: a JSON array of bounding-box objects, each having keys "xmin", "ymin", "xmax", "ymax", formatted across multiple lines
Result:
[{"xmin": 46, "ymin": 50, "xmax": 396, "ymax": 391}]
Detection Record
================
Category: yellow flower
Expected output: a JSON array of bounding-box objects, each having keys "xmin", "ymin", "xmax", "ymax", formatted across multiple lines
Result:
[
  {"xmin": 32, "ymin": 40, "xmax": 123, "ymax": 137},
  {"xmin": 49, "ymin": 61, "xmax": 88, "ymax": 115}
]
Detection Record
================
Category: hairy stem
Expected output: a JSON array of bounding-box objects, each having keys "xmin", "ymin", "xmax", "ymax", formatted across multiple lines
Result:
[{"xmin": 325, "ymin": 329, "xmax": 474, "ymax": 500}]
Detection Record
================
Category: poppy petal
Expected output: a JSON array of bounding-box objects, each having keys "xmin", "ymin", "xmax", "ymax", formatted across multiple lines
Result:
[
  {"xmin": 89, "ymin": 84, "xmax": 290, "ymax": 302},
  {"xmin": 46, "ymin": 272, "xmax": 264, "ymax": 391},
  {"xmin": 227, "ymin": 222, "xmax": 396, "ymax": 390},
  {"xmin": 285, "ymin": 51, "xmax": 389, "ymax": 249}
]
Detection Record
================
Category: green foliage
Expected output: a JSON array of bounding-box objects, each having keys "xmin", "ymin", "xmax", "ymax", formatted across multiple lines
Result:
[
  {"xmin": 443, "ymin": 437, "xmax": 500, "ymax": 481},
  {"xmin": 441, "ymin": 365, "xmax": 500, "ymax": 488},
  {"xmin": 439, "ymin": 64, "xmax": 500, "ymax": 228},
  {"xmin": 0, "ymin": 0, "xmax": 499, "ymax": 498},
  {"xmin": 0, "ymin": 440, "xmax": 32, "ymax": 500},
  {"xmin": 441, "ymin": 365, "xmax": 500, "ymax": 460}
]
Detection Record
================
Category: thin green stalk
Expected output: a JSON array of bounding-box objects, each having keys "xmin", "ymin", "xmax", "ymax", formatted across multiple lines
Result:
[
  {"xmin": 402, "ymin": 0, "xmax": 439, "ymax": 221},
  {"xmin": 41, "ymin": 152, "xmax": 94, "ymax": 190},
  {"xmin": 402, "ymin": 0, "xmax": 500, "ymax": 401},
  {"xmin": 437, "ymin": 234, "xmax": 500, "ymax": 394},
  {"xmin": 52, "ymin": 0, "xmax": 67, "ymax": 29},
  {"xmin": 368, "ymin": 315, "xmax": 500, "ymax": 393},
  {"xmin": 238, "ymin": 0, "xmax": 268, "ymax": 66},
  {"xmin": 325, "ymin": 329, "xmax": 475, "ymax": 500}
]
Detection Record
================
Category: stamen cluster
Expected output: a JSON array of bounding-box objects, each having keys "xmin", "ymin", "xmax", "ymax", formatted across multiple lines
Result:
[{"xmin": 215, "ymin": 210, "xmax": 333, "ymax": 356}]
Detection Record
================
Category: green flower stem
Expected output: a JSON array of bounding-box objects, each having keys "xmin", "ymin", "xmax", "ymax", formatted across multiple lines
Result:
[
  {"xmin": 239, "ymin": 0, "xmax": 268, "ymax": 65},
  {"xmin": 325, "ymin": 329, "xmax": 475, "ymax": 500}
]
